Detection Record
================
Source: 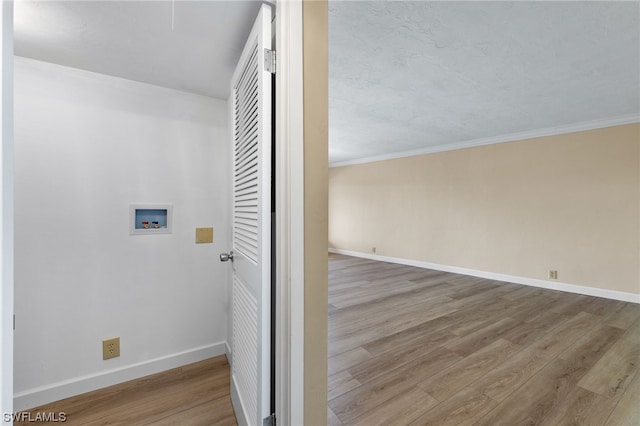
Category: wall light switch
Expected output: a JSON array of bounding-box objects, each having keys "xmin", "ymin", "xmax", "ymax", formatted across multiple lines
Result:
[{"xmin": 196, "ymin": 227, "xmax": 214, "ymax": 244}]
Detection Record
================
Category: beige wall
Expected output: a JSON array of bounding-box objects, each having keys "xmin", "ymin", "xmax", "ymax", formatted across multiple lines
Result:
[
  {"xmin": 329, "ymin": 124, "xmax": 640, "ymax": 295},
  {"xmin": 303, "ymin": 0, "xmax": 328, "ymax": 424}
]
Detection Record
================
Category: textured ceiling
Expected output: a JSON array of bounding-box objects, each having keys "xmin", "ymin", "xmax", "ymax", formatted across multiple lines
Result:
[
  {"xmin": 14, "ymin": 0, "xmax": 264, "ymax": 99},
  {"xmin": 13, "ymin": 1, "xmax": 640, "ymax": 164},
  {"xmin": 329, "ymin": 1, "xmax": 640, "ymax": 166}
]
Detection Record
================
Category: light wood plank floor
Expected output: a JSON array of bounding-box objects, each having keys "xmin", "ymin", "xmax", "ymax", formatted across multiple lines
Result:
[
  {"xmin": 16, "ymin": 355, "xmax": 237, "ymax": 426},
  {"xmin": 328, "ymin": 253, "xmax": 640, "ymax": 426}
]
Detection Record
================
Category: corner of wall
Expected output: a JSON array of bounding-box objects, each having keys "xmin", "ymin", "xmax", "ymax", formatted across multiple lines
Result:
[{"xmin": 302, "ymin": 0, "xmax": 328, "ymax": 424}]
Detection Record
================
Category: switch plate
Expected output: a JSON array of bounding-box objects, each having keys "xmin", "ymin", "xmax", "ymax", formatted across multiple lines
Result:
[
  {"xmin": 103, "ymin": 337, "xmax": 120, "ymax": 360},
  {"xmin": 196, "ymin": 227, "xmax": 214, "ymax": 244}
]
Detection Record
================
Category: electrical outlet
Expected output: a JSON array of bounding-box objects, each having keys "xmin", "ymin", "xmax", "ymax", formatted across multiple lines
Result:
[
  {"xmin": 102, "ymin": 337, "xmax": 120, "ymax": 360},
  {"xmin": 549, "ymin": 270, "xmax": 558, "ymax": 280},
  {"xmin": 372, "ymin": 247, "xmax": 376, "ymax": 254}
]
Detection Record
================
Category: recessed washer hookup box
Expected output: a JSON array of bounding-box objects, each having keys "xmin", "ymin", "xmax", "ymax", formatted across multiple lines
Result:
[{"xmin": 129, "ymin": 204, "xmax": 173, "ymax": 235}]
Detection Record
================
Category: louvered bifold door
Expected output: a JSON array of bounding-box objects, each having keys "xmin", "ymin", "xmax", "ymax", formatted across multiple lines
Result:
[{"xmin": 229, "ymin": 4, "xmax": 272, "ymax": 426}]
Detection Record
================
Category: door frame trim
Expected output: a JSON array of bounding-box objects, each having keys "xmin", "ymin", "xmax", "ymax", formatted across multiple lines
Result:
[
  {"xmin": 1, "ymin": 1, "xmax": 14, "ymax": 421},
  {"xmin": 275, "ymin": 1, "xmax": 304, "ymax": 424}
]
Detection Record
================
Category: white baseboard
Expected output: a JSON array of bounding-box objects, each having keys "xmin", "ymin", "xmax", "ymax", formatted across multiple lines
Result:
[
  {"xmin": 329, "ymin": 248, "xmax": 640, "ymax": 304},
  {"xmin": 231, "ymin": 376, "xmax": 248, "ymax": 426},
  {"xmin": 14, "ymin": 341, "xmax": 228, "ymax": 411}
]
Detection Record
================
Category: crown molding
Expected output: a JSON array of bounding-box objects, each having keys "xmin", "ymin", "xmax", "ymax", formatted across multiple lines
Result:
[{"xmin": 329, "ymin": 114, "xmax": 640, "ymax": 168}]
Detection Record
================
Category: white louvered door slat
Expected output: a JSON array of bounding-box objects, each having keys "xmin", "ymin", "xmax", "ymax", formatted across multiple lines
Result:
[{"xmin": 228, "ymin": 4, "xmax": 272, "ymax": 426}]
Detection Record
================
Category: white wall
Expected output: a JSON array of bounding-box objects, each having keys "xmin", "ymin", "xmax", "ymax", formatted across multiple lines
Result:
[{"xmin": 13, "ymin": 57, "xmax": 231, "ymax": 409}]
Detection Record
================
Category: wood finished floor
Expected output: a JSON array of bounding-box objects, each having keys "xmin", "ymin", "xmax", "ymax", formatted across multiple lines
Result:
[
  {"xmin": 17, "ymin": 355, "xmax": 237, "ymax": 426},
  {"xmin": 328, "ymin": 253, "xmax": 640, "ymax": 426}
]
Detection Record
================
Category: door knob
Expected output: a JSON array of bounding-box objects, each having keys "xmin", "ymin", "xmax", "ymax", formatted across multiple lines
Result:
[{"xmin": 220, "ymin": 251, "xmax": 234, "ymax": 262}]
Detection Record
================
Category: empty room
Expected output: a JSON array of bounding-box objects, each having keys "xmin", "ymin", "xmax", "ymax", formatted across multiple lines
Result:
[
  {"xmin": 326, "ymin": 2, "xmax": 640, "ymax": 425},
  {"xmin": 1, "ymin": 0, "xmax": 322, "ymax": 424},
  {"xmin": 9, "ymin": 1, "xmax": 265, "ymax": 423}
]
